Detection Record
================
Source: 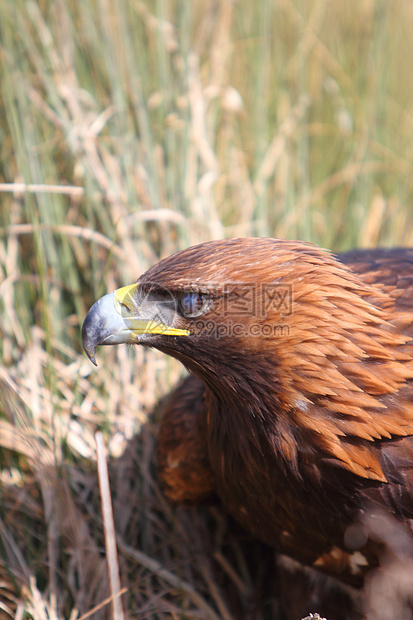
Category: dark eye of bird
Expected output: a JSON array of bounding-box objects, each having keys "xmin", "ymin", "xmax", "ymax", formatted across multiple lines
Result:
[{"xmin": 179, "ymin": 292, "xmax": 210, "ymax": 318}]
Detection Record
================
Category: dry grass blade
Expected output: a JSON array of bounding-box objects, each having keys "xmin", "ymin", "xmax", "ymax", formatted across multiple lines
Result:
[
  {"xmin": 0, "ymin": 224, "xmax": 128, "ymax": 262},
  {"xmin": 77, "ymin": 589, "xmax": 128, "ymax": 620},
  {"xmin": 117, "ymin": 538, "xmax": 223, "ymax": 620},
  {"xmin": 96, "ymin": 432, "xmax": 125, "ymax": 620},
  {"xmin": 212, "ymin": 552, "xmax": 251, "ymax": 598},
  {"xmin": 21, "ymin": 576, "xmax": 62, "ymax": 620},
  {"xmin": 0, "ymin": 183, "xmax": 84, "ymax": 196}
]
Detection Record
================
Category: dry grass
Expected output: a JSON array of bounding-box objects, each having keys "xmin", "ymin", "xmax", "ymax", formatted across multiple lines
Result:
[{"xmin": 1, "ymin": 0, "xmax": 413, "ymax": 618}]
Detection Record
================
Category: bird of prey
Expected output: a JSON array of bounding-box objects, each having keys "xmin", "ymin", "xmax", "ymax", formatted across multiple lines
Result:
[{"xmin": 82, "ymin": 238, "xmax": 413, "ymax": 587}]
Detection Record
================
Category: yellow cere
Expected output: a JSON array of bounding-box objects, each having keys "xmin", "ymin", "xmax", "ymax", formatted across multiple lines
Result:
[{"xmin": 114, "ymin": 283, "xmax": 139, "ymax": 313}]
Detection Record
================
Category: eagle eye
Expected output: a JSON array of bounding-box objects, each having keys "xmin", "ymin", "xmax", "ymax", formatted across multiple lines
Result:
[{"xmin": 179, "ymin": 292, "xmax": 211, "ymax": 318}]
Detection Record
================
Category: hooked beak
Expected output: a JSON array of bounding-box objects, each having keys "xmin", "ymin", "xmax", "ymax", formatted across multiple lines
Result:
[{"xmin": 81, "ymin": 283, "xmax": 190, "ymax": 366}]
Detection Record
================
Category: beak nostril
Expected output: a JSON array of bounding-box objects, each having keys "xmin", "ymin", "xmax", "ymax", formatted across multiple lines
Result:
[{"xmin": 120, "ymin": 302, "xmax": 131, "ymax": 315}]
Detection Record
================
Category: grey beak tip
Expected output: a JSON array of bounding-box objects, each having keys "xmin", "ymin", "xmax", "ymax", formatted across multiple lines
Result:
[
  {"xmin": 88, "ymin": 353, "xmax": 98, "ymax": 367},
  {"xmin": 82, "ymin": 339, "xmax": 98, "ymax": 366},
  {"xmin": 82, "ymin": 311, "xmax": 99, "ymax": 367},
  {"xmin": 82, "ymin": 291, "xmax": 129, "ymax": 366}
]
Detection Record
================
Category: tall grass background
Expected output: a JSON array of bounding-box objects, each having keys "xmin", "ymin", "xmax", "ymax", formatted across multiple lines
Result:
[{"xmin": 1, "ymin": 0, "xmax": 413, "ymax": 618}]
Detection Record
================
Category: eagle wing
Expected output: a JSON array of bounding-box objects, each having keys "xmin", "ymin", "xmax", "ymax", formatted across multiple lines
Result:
[{"xmin": 158, "ymin": 374, "xmax": 214, "ymax": 504}]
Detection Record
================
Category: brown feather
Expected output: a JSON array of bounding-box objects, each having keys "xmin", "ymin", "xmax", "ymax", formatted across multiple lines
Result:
[{"xmin": 157, "ymin": 375, "xmax": 214, "ymax": 504}]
